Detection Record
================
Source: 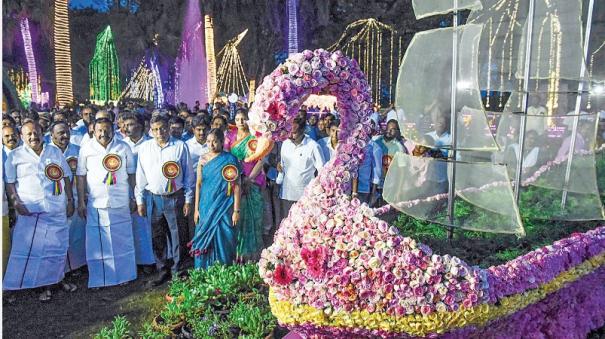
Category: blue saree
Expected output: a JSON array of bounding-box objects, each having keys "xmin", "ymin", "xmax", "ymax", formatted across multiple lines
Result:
[{"xmin": 192, "ymin": 152, "xmax": 240, "ymax": 269}]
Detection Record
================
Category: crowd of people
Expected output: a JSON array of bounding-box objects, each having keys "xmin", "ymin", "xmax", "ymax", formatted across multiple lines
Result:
[
  {"xmin": 0, "ymin": 99, "xmax": 414, "ymax": 302},
  {"xmin": 3, "ymin": 97, "xmax": 604, "ymax": 302}
]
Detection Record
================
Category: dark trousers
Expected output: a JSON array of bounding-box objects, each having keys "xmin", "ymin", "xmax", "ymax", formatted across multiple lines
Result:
[
  {"xmin": 150, "ymin": 190, "xmax": 184, "ymax": 274},
  {"xmin": 280, "ymin": 199, "xmax": 296, "ymax": 223}
]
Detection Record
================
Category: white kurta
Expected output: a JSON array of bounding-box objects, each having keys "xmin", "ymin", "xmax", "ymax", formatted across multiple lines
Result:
[
  {"xmin": 51, "ymin": 142, "xmax": 87, "ymax": 272},
  {"xmin": 124, "ymin": 135, "xmax": 155, "ymax": 265},
  {"xmin": 77, "ymin": 138, "xmax": 137, "ymax": 287},
  {"xmin": 3, "ymin": 143, "xmax": 71, "ymax": 290}
]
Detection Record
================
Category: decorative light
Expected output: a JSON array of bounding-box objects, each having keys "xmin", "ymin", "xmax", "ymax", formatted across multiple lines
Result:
[
  {"xmin": 9, "ymin": 67, "xmax": 32, "ymax": 107},
  {"xmin": 20, "ymin": 18, "xmax": 40, "ymax": 105},
  {"xmin": 328, "ymin": 18, "xmax": 401, "ymax": 105},
  {"xmin": 248, "ymin": 79, "xmax": 255, "ymax": 103},
  {"xmin": 205, "ymin": 15, "xmax": 217, "ymax": 102},
  {"xmin": 121, "ymin": 55, "xmax": 164, "ymax": 107},
  {"xmin": 287, "ymin": 0, "xmax": 299, "ymax": 56},
  {"xmin": 54, "ymin": 0, "xmax": 74, "ymax": 106},
  {"xmin": 216, "ymin": 29, "xmax": 249, "ymax": 96},
  {"xmin": 89, "ymin": 26, "xmax": 121, "ymax": 103},
  {"xmin": 592, "ymin": 84, "xmax": 605, "ymax": 95}
]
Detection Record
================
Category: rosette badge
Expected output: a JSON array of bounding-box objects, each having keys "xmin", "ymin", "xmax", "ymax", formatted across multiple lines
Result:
[
  {"xmin": 221, "ymin": 164, "xmax": 239, "ymax": 196},
  {"xmin": 102, "ymin": 154, "xmax": 122, "ymax": 185},
  {"xmin": 162, "ymin": 161, "xmax": 180, "ymax": 193},
  {"xmin": 45, "ymin": 163, "xmax": 64, "ymax": 195}
]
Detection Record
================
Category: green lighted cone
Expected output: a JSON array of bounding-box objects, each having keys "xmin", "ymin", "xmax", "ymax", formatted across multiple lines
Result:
[{"xmin": 89, "ymin": 26, "xmax": 121, "ymax": 102}]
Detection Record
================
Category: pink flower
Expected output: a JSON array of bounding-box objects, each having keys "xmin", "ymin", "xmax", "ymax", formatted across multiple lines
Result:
[{"xmin": 273, "ymin": 264, "xmax": 294, "ymax": 285}]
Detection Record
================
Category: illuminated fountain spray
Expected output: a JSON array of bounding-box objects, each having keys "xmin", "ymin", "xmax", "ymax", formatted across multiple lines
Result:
[{"xmin": 175, "ymin": 0, "xmax": 208, "ymax": 107}]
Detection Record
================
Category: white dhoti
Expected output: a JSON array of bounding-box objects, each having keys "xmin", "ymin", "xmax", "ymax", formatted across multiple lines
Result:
[
  {"xmin": 131, "ymin": 213, "xmax": 155, "ymax": 265},
  {"xmin": 65, "ymin": 213, "xmax": 87, "ymax": 272},
  {"xmin": 86, "ymin": 206, "xmax": 137, "ymax": 288},
  {"xmin": 3, "ymin": 213, "xmax": 68, "ymax": 290}
]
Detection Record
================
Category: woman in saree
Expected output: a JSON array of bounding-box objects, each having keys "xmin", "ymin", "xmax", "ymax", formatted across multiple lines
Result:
[
  {"xmin": 192, "ymin": 129, "xmax": 241, "ymax": 269},
  {"xmin": 224, "ymin": 110, "xmax": 267, "ymax": 262}
]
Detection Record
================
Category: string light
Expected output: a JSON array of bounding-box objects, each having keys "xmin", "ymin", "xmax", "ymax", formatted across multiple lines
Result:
[
  {"xmin": 54, "ymin": 0, "xmax": 73, "ymax": 106},
  {"xmin": 216, "ymin": 29, "xmax": 249, "ymax": 96},
  {"xmin": 121, "ymin": 53, "xmax": 164, "ymax": 107},
  {"xmin": 89, "ymin": 26, "xmax": 121, "ymax": 103},
  {"xmin": 287, "ymin": 0, "xmax": 299, "ymax": 55},
  {"xmin": 205, "ymin": 15, "xmax": 217, "ymax": 102},
  {"xmin": 20, "ymin": 18, "xmax": 40, "ymax": 105},
  {"xmin": 248, "ymin": 79, "xmax": 256, "ymax": 103},
  {"xmin": 328, "ymin": 18, "xmax": 400, "ymax": 106},
  {"xmin": 9, "ymin": 67, "xmax": 32, "ymax": 107}
]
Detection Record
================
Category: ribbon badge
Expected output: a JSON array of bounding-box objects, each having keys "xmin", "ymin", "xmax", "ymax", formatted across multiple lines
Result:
[
  {"xmin": 221, "ymin": 164, "xmax": 239, "ymax": 196},
  {"xmin": 45, "ymin": 163, "xmax": 64, "ymax": 195},
  {"xmin": 162, "ymin": 161, "xmax": 180, "ymax": 193},
  {"xmin": 102, "ymin": 154, "xmax": 122, "ymax": 185},
  {"xmin": 246, "ymin": 138, "xmax": 258, "ymax": 154},
  {"xmin": 66, "ymin": 156, "xmax": 78, "ymax": 185}
]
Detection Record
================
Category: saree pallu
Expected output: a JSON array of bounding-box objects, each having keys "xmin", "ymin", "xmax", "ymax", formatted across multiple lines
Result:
[
  {"xmin": 192, "ymin": 152, "xmax": 239, "ymax": 269},
  {"xmin": 230, "ymin": 134, "xmax": 265, "ymax": 261},
  {"xmin": 85, "ymin": 206, "xmax": 137, "ymax": 288},
  {"xmin": 3, "ymin": 212, "xmax": 68, "ymax": 290}
]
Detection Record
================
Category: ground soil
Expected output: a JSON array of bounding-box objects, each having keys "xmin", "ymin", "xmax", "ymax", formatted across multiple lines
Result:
[{"xmin": 2, "ymin": 268, "xmax": 167, "ymax": 338}]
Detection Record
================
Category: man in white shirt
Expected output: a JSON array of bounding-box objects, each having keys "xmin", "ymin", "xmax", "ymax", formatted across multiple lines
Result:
[
  {"xmin": 185, "ymin": 115, "xmax": 209, "ymax": 243},
  {"xmin": 318, "ymin": 121, "xmax": 339, "ymax": 162},
  {"xmin": 278, "ymin": 116, "xmax": 325, "ymax": 216},
  {"xmin": 49, "ymin": 122, "xmax": 86, "ymax": 280},
  {"xmin": 3, "ymin": 121, "xmax": 74, "ymax": 301},
  {"xmin": 71, "ymin": 105, "xmax": 96, "ymax": 146},
  {"xmin": 3, "ymin": 125, "xmax": 21, "ymax": 153},
  {"xmin": 135, "ymin": 115, "xmax": 194, "ymax": 286},
  {"xmin": 76, "ymin": 117, "xmax": 137, "ymax": 288},
  {"xmin": 185, "ymin": 115, "xmax": 210, "ymax": 173},
  {"xmin": 122, "ymin": 112, "xmax": 155, "ymax": 269}
]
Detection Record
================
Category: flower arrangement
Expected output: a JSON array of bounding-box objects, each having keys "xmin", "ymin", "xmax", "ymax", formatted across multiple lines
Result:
[{"xmin": 253, "ymin": 49, "xmax": 605, "ymax": 337}]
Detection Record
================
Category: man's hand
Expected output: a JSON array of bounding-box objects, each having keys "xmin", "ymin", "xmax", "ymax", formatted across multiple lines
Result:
[
  {"xmin": 66, "ymin": 200, "xmax": 75, "ymax": 217},
  {"xmin": 276, "ymin": 163, "xmax": 283, "ymax": 172},
  {"xmin": 232, "ymin": 210, "xmax": 240, "ymax": 226},
  {"xmin": 14, "ymin": 201, "xmax": 31, "ymax": 216},
  {"xmin": 183, "ymin": 203, "xmax": 190, "ymax": 217},
  {"xmin": 77, "ymin": 201, "xmax": 87, "ymax": 219},
  {"xmin": 137, "ymin": 204, "xmax": 146, "ymax": 217}
]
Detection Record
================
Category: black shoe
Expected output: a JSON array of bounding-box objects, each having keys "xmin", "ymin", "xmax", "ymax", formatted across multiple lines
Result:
[
  {"xmin": 151, "ymin": 271, "xmax": 171, "ymax": 287},
  {"xmin": 142, "ymin": 265, "xmax": 155, "ymax": 275}
]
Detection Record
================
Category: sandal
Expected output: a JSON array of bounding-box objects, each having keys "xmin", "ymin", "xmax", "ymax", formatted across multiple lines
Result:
[
  {"xmin": 39, "ymin": 289, "xmax": 52, "ymax": 302},
  {"xmin": 61, "ymin": 282, "xmax": 78, "ymax": 292}
]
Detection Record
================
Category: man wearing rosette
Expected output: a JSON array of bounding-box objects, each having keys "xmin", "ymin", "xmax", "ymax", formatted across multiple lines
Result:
[
  {"xmin": 76, "ymin": 118, "xmax": 138, "ymax": 288},
  {"xmin": 49, "ymin": 121, "xmax": 85, "ymax": 291},
  {"xmin": 122, "ymin": 112, "xmax": 156, "ymax": 272},
  {"xmin": 3, "ymin": 121, "xmax": 75, "ymax": 301},
  {"xmin": 135, "ymin": 115, "xmax": 194, "ymax": 286}
]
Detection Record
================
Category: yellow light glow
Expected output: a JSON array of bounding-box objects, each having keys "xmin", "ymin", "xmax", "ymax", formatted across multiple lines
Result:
[
  {"xmin": 54, "ymin": 0, "xmax": 74, "ymax": 106},
  {"xmin": 205, "ymin": 15, "xmax": 217, "ymax": 102}
]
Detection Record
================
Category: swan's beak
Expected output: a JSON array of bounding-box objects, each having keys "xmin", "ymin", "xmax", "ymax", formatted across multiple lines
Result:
[{"xmin": 244, "ymin": 136, "xmax": 274, "ymax": 162}]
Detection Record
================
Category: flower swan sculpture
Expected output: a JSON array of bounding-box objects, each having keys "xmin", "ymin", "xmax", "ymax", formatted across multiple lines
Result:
[{"xmin": 246, "ymin": 49, "xmax": 605, "ymax": 338}]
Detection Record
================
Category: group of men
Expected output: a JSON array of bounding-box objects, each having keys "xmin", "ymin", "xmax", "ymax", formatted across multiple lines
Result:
[{"xmin": 2, "ymin": 105, "xmax": 204, "ymax": 300}]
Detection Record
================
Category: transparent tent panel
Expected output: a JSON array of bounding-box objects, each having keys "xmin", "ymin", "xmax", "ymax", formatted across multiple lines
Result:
[
  {"xmin": 412, "ymin": 0, "xmax": 482, "ymax": 20},
  {"xmin": 395, "ymin": 25, "xmax": 497, "ymax": 150},
  {"xmin": 467, "ymin": 0, "xmax": 589, "ymax": 95},
  {"xmin": 383, "ymin": 153, "xmax": 524, "ymax": 236}
]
